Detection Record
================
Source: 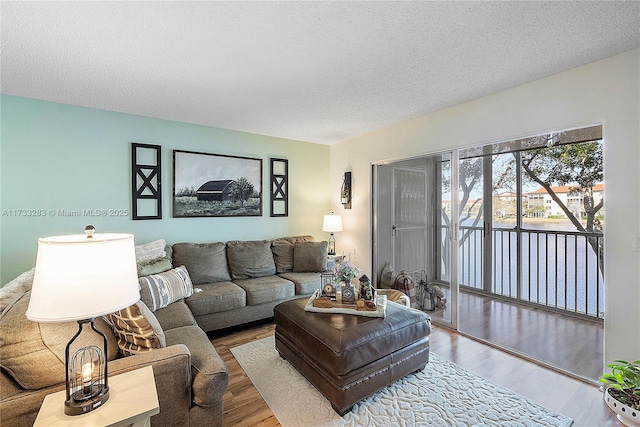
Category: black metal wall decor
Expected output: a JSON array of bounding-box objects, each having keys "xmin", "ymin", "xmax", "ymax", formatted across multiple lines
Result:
[
  {"xmin": 341, "ymin": 171, "xmax": 352, "ymax": 209},
  {"xmin": 131, "ymin": 143, "xmax": 162, "ymax": 220},
  {"xmin": 270, "ymin": 158, "xmax": 288, "ymax": 217}
]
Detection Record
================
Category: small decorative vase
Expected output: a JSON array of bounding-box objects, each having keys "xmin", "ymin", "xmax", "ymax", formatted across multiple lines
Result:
[{"xmin": 604, "ymin": 388, "xmax": 640, "ymax": 427}]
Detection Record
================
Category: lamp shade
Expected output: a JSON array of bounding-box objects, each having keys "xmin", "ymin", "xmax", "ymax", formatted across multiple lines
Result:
[
  {"xmin": 26, "ymin": 232, "xmax": 140, "ymax": 323},
  {"xmin": 322, "ymin": 214, "xmax": 343, "ymax": 233}
]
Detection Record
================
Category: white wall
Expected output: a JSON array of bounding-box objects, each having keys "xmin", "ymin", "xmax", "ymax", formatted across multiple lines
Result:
[{"xmin": 330, "ymin": 48, "xmax": 640, "ymax": 365}]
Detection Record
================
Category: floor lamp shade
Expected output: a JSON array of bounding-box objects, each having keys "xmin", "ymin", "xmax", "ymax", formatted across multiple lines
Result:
[{"xmin": 27, "ymin": 232, "xmax": 140, "ymax": 323}]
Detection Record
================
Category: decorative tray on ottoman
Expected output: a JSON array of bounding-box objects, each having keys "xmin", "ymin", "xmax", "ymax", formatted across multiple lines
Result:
[
  {"xmin": 311, "ymin": 296, "xmax": 377, "ymax": 311},
  {"xmin": 305, "ymin": 290, "xmax": 385, "ymax": 318}
]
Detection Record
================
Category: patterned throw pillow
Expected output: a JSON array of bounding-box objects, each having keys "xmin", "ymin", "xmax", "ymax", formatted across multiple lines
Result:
[
  {"xmin": 138, "ymin": 266, "xmax": 194, "ymax": 312},
  {"xmin": 108, "ymin": 300, "xmax": 166, "ymax": 356},
  {"xmin": 135, "ymin": 239, "xmax": 166, "ymax": 264}
]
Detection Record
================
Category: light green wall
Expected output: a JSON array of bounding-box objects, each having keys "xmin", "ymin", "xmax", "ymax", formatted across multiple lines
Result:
[{"xmin": 0, "ymin": 95, "xmax": 330, "ymax": 284}]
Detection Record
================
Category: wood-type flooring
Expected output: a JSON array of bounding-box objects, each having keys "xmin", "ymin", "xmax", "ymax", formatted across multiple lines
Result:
[{"xmin": 210, "ymin": 320, "xmax": 619, "ymax": 427}]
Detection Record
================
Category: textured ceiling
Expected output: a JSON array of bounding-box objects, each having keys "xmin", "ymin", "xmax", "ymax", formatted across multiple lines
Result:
[{"xmin": 1, "ymin": 1, "xmax": 639, "ymax": 144}]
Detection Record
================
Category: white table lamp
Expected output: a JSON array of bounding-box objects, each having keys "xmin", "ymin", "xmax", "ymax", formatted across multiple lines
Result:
[
  {"xmin": 26, "ymin": 226, "xmax": 140, "ymax": 415},
  {"xmin": 322, "ymin": 213, "xmax": 343, "ymax": 255}
]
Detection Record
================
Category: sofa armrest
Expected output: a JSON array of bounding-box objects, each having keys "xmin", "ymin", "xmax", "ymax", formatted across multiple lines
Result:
[
  {"xmin": 109, "ymin": 344, "xmax": 193, "ymax": 427},
  {"xmin": 0, "ymin": 344, "xmax": 192, "ymax": 427},
  {"xmin": 164, "ymin": 326, "xmax": 228, "ymax": 408},
  {"xmin": 0, "ymin": 371, "xmax": 65, "ymax": 427}
]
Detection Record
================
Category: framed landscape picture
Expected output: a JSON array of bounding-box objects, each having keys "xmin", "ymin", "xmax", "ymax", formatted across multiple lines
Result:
[{"xmin": 173, "ymin": 150, "xmax": 263, "ymax": 218}]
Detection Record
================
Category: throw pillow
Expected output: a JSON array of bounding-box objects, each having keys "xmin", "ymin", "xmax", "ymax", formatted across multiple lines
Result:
[
  {"xmin": 172, "ymin": 242, "xmax": 231, "ymax": 284},
  {"xmin": 0, "ymin": 292, "xmax": 118, "ymax": 390},
  {"xmin": 135, "ymin": 239, "xmax": 166, "ymax": 264},
  {"xmin": 271, "ymin": 240, "xmax": 295, "ymax": 273},
  {"xmin": 138, "ymin": 265, "xmax": 194, "ymax": 311},
  {"xmin": 293, "ymin": 241, "xmax": 328, "ymax": 272},
  {"xmin": 108, "ymin": 300, "xmax": 166, "ymax": 356},
  {"xmin": 226, "ymin": 240, "xmax": 277, "ymax": 279},
  {"xmin": 137, "ymin": 256, "xmax": 172, "ymax": 277}
]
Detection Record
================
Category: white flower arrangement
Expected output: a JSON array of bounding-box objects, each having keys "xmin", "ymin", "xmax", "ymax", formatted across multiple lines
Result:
[{"xmin": 334, "ymin": 252, "xmax": 361, "ymax": 284}]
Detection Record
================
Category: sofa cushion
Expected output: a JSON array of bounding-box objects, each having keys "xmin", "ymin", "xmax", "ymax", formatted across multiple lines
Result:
[
  {"xmin": 234, "ymin": 276, "xmax": 295, "ymax": 305},
  {"xmin": 278, "ymin": 272, "xmax": 322, "ymax": 295},
  {"xmin": 108, "ymin": 301, "xmax": 166, "ymax": 356},
  {"xmin": 293, "ymin": 241, "xmax": 328, "ymax": 272},
  {"xmin": 137, "ymin": 256, "xmax": 172, "ymax": 277},
  {"xmin": 270, "ymin": 236, "xmax": 315, "ymax": 273},
  {"xmin": 139, "ymin": 266, "xmax": 194, "ymax": 311},
  {"xmin": 172, "ymin": 242, "xmax": 231, "ymax": 285},
  {"xmin": 186, "ymin": 282, "xmax": 246, "ymax": 316},
  {"xmin": 0, "ymin": 292, "xmax": 118, "ymax": 390},
  {"xmin": 226, "ymin": 240, "xmax": 276, "ymax": 279},
  {"xmin": 154, "ymin": 301, "xmax": 198, "ymax": 330},
  {"xmin": 164, "ymin": 326, "xmax": 228, "ymax": 407}
]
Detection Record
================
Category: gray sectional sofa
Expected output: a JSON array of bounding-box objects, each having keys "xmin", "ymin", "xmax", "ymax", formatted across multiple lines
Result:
[
  {"xmin": 173, "ymin": 236, "xmax": 329, "ymax": 332},
  {"xmin": 0, "ymin": 235, "xmax": 328, "ymax": 427}
]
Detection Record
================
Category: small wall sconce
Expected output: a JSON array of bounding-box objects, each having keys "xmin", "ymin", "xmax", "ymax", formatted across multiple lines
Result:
[
  {"xmin": 341, "ymin": 171, "xmax": 352, "ymax": 209},
  {"xmin": 322, "ymin": 212, "xmax": 343, "ymax": 255}
]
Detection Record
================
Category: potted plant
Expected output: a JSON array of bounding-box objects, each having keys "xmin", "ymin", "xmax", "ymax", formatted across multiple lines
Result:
[{"xmin": 599, "ymin": 359, "xmax": 640, "ymax": 426}]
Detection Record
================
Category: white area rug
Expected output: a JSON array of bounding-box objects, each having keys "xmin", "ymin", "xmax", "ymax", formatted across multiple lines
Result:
[{"xmin": 230, "ymin": 336, "xmax": 573, "ymax": 427}]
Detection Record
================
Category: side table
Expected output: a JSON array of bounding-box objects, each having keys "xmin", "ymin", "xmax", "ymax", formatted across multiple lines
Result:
[{"xmin": 34, "ymin": 365, "xmax": 159, "ymax": 427}]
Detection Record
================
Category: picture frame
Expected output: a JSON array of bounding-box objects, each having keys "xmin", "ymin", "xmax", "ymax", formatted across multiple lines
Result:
[
  {"xmin": 131, "ymin": 143, "xmax": 162, "ymax": 220},
  {"xmin": 173, "ymin": 149, "xmax": 262, "ymax": 218},
  {"xmin": 270, "ymin": 158, "xmax": 288, "ymax": 217}
]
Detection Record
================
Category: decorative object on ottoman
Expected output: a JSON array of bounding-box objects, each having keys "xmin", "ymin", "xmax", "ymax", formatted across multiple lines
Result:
[
  {"xmin": 308, "ymin": 290, "xmax": 384, "ymax": 315},
  {"xmin": 334, "ymin": 253, "xmax": 361, "ymax": 285},
  {"xmin": 340, "ymin": 283, "xmax": 356, "ymax": 303},
  {"xmin": 394, "ymin": 270, "xmax": 417, "ymax": 308},
  {"xmin": 358, "ymin": 274, "xmax": 374, "ymax": 301},
  {"xmin": 321, "ymin": 272, "xmax": 336, "ymax": 300}
]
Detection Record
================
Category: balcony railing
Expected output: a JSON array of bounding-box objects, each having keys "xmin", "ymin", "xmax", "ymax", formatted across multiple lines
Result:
[{"xmin": 458, "ymin": 225, "xmax": 604, "ymax": 319}]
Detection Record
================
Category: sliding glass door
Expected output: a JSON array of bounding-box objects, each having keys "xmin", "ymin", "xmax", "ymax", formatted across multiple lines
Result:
[{"xmin": 372, "ymin": 125, "xmax": 604, "ymax": 380}]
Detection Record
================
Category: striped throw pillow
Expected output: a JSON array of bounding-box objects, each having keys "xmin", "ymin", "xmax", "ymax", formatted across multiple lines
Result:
[
  {"xmin": 138, "ymin": 265, "xmax": 194, "ymax": 311},
  {"xmin": 108, "ymin": 301, "xmax": 166, "ymax": 356}
]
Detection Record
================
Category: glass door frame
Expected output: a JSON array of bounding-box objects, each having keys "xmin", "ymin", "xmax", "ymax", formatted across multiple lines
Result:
[{"xmin": 371, "ymin": 149, "xmax": 459, "ymax": 330}]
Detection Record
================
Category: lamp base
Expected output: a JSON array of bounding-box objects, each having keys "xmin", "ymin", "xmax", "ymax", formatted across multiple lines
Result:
[
  {"xmin": 328, "ymin": 233, "xmax": 336, "ymax": 255},
  {"xmin": 64, "ymin": 386, "xmax": 109, "ymax": 415}
]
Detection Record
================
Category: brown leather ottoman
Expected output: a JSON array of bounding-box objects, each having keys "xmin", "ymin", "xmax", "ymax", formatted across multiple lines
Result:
[{"xmin": 274, "ymin": 297, "xmax": 431, "ymax": 415}]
